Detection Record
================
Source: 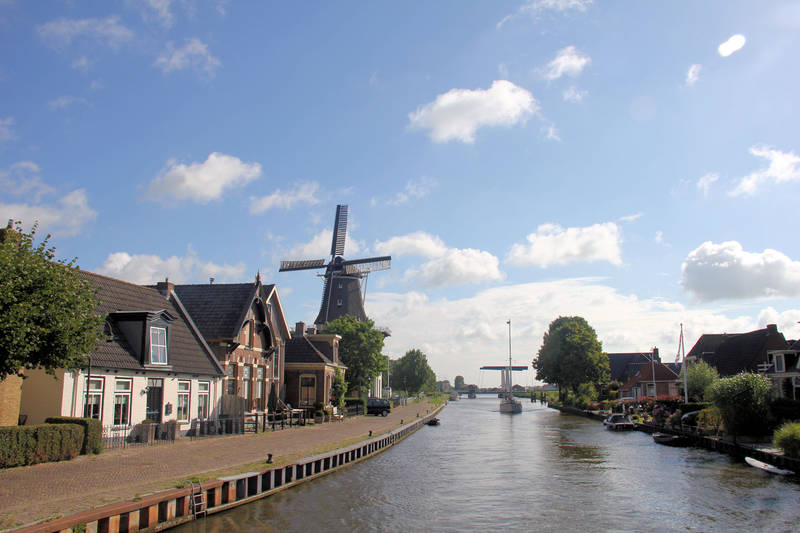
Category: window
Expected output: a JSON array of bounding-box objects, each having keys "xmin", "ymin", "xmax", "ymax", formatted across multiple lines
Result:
[
  {"xmin": 336, "ymin": 298, "xmax": 342, "ymax": 307},
  {"xmin": 775, "ymin": 354, "xmax": 786, "ymax": 373},
  {"xmin": 256, "ymin": 366, "xmax": 265, "ymax": 401},
  {"xmin": 242, "ymin": 366, "xmax": 251, "ymax": 400},
  {"xmin": 273, "ymin": 357, "xmax": 279, "ymax": 379},
  {"xmin": 177, "ymin": 381, "xmax": 190, "ymax": 422},
  {"xmin": 226, "ymin": 364, "xmax": 236, "ymax": 395},
  {"xmin": 646, "ymin": 383, "xmax": 655, "ymax": 397},
  {"xmin": 84, "ymin": 377, "xmax": 104, "ymax": 420},
  {"xmin": 198, "ymin": 381, "xmax": 210, "ymax": 419},
  {"xmin": 150, "ymin": 326, "xmax": 167, "ymax": 364},
  {"xmin": 113, "ymin": 379, "xmax": 131, "ymax": 426}
]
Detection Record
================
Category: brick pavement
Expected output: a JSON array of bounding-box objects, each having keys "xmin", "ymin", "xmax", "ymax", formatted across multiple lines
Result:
[{"xmin": 0, "ymin": 401, "xmax": 438, "ymax": 530}]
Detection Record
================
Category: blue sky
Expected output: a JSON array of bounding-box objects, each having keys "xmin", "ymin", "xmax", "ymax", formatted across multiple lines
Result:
[{"xmin": 2, "ymin": 1, "xmax": 799, "ymax": 387}]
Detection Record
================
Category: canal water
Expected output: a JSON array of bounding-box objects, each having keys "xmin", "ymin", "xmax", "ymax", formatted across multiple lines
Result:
[{"xmin": 177, "ymin": 396, "xmax": 800, "ymax": 532}]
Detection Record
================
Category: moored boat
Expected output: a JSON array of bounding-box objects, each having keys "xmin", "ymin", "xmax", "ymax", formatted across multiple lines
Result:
[
  {"xmin": 652, "ymin": 432, "xmax": 690, "ymax": 446},
  {"xmin": 603, "ymin": 413, "xmax": 635, "ymax": 431},
  {"xmin": 745, "ymin": 456, "xmax": 794, "ymax": 476}
]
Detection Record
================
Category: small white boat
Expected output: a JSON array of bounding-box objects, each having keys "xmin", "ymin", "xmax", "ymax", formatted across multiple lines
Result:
[
  {"xmin": 603, "ymin": 413, "xmax": 635, "ymax": 431},
  {"xmin": 481, "ymin": 320, "xmax": 527, "ymax": 415},
  {"xmin": 745, "ymin": 456, "xmax": 794, "ymax": 476}
]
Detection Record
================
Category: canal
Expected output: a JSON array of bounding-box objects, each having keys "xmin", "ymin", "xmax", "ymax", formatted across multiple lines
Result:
[{"xmin": 176, "ymin": 396, "xmax": 800, "ymax": 532}]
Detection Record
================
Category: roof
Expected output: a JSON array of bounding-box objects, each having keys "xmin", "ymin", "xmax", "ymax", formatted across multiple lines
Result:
[
  {"xmin": 173, "ymin": 283, "xmax": 257, "ymax": 340},
  {"xmin": 607, "ymin": 353, "xmax": 657, "ymax": 383},
  {"xmin": 688, "ymin": 327, "xmax": 788, "ymax": 376},
  {"xmin": 79, "ymin": 270, "xmax": 222, "ymax": 376},
  {"xmin": 620, "ymin": 361, "xmax": 679, "ymax": 391},
  {"xmin": 285, "ymin": 336, "xmax": 335, "ymax": 365}
]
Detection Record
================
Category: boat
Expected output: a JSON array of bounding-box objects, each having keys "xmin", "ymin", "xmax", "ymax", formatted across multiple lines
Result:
[
  {"xmin": 652, "ymin": 432, "xmax": 690, "ymax": 446},
  {"xmin": 745, "ymin": 456, "xmax": 794, "ymax": 476},
  {"xmin": 467, "ymin": 385, "xmax": 477, "ymax": 399},
  {"xmin": 481, "ymin": 320, "xmax": 527, "ymax": 414},
  {"xmin": 426, "ymin": 417, "xmax": 440, "ymax": 426},
  {"xmin": 603, "ymin": 413, "xmax": 635, "ymax": 431}
]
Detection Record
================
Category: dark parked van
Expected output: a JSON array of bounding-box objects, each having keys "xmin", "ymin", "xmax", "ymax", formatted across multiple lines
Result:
[{"xmin": 367, "ymin": 398, "xmax": 391, "ymax": 416}]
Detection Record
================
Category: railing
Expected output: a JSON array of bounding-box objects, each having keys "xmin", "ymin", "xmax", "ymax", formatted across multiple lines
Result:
[{"xmin": 102, "ymin": 421, "xmax": 177, "ymax": 450}]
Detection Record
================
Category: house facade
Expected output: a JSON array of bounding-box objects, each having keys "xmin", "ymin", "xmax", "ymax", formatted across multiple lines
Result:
[
  {"xmin": 763, "ymin": 340, "xmax": 800, "ymax": 400},
  {"xmin": 620, "ymin": 361, "xmax": 680, "ymax": 399},
  {"xmin": 284, "ymin": 322, "xmax": 346, "ymax": 408},
  {"xmin": 608, "ymin": 349, "xmax": 661, "ymax": 384},
  {"xmin": 19, "ymin": 270, "xmax": 225, "ymax": 436},
  {"xmin": 687, "ymin": 324, "xmax": 788, "ymax": 376},
  {"xmin": 173, "ymin": 275, "xmax": 291, "ymax": 412}
]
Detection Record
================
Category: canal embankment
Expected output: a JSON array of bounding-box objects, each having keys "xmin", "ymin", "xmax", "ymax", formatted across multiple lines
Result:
[
  {"xmin": 550, "ymin": 404, "xmax": 800, "ymax": 473},
  {"xmin": 0, "ymin": 400, "xmax": 442, "ymax": 533}
]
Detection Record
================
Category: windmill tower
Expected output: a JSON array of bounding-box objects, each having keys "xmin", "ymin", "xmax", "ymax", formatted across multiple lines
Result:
[{"xmin": 279, "ymin": 205, "xmax": 391, "ymax": 329}]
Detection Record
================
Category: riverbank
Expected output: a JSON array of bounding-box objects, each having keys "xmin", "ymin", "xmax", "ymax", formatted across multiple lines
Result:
[
  {"xmin": 549, "ymin": 404, "xmax": 800, "ymax": 474},
  {"xmin": 0, "ymin": 400, "xmax": 440, "ymax": 531}
]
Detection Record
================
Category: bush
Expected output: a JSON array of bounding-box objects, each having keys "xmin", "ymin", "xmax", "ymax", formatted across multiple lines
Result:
[
  {"xmin": 344, "ymin": 397, "xmax": 367, "ymax": 412},
  {"xmin": 679, "ymin": 402, "xmax": 709, "ymax": 414},
  {"xmin": 697, "ymin": 407, "xmax": 724, "ymax": 433},
  {"xmin": 0, "ymin": 424, "xmax": 83, "ymax": 468},
  {"xmin": 46, "ymin": 416, "xmax": 103, "ymax": 454},
  {"xmin": 773, "ymin": 422, "xmax": 800, "ymax": 458},
  {"xmin": 706, "ymin": 373, "xmax": 771, "ymax": 436}
]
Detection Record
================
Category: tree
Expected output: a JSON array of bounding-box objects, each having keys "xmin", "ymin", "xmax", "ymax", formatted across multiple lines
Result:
[
  {"xmin": 390, "ymin": 349, "xmax": 436, "ymax": 395},
  {"xmin": 0, "ymin": 221, "xmax": 102, "ymax": 380},
  {"xmin": 685, "ymin": 359, "xmax": 719, "ymax": 401},
  {"xmin": 330, "ymin": 367, "xmax": 347, "ymax": 408},
  {"xmin": 706, "ymin": 372, "xmax": 772, "ymax": 436},
  {"xmin": 454, "ymin": 375, "xmax": 465, "ymax": 390},
  {"xmin": 533, "ymin": 316, "xmax": 609, "ymax": 399},
  {"xmin": 321, "ymin": 315, "xmax": 385, "ymax": 395}
]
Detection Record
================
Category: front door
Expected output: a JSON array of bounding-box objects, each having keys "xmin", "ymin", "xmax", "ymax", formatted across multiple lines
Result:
[
  {"xmin": 300, "ymin": 376, "xmax": 316, "ymax": 406},
  {"xmin": 146, "ymin": 378, "xmax": 163, "ymax": 422}
]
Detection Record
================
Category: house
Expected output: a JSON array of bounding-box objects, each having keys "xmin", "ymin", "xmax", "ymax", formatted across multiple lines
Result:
[
  {"xmin": 620, "ymin": 360, "xmax": 680, "ymax": 399},
  {"xmin": 608, "ymin": 348, "xmax": 661, "ymax": 384},
  {"xmin": 763, "ymin": 339, "xmax": 800, "ymax": 400},
  {"xmin": 284, "ymin": 322, "xmax": 346, "ymax": 408},
  {"xmin": 19, "ymin": 270, "xmax": 225, "ymax": 436},
  {"xmin": 172, "ymin": 275, "xmax": 291, "ymax": 412},
  {"xmin": 686, "ymin": 324, "xmax": 788, "ymax": 376}
]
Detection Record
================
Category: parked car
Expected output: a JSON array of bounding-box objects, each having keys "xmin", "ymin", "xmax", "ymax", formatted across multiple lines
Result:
[{"xmin": 367, "ymin": 398, "xmax": 391, "ymax": 416}]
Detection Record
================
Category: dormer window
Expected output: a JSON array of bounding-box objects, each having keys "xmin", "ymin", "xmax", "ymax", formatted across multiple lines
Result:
[{"xmin": 150, "ymin": 326, "xmax": 168, "ymax": 364}]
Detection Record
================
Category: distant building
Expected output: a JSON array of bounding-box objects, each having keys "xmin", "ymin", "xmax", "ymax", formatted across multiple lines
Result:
[
  {"xmin": 607, "ymin": 348, "xmax": 661, "ymax": 384},
  {"xmin": 620, "ymin": 360, "xmax": 680, "ymax": 399}
]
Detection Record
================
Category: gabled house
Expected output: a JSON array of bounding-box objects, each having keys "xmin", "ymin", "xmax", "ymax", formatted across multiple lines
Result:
[
  {"xmin": 608, "ymin": 348, "xmax": 661, "ymax": 384},
  {"xmin": 19, "ymin": 270, "xmax": 225, "ymax": 435},
  {"xmin": 687, "ymin": 324, "xmax": 788, "ymax": 376},
  {"xmin": 620, "ymin": 360, "xmax": 680, "ymax": 399},
  {"xmin": 172, "ymin": 275, "xmax": 291, "ymax": 412},
  {"xmin": 284, "ymin": 322, "xmax": 346, "ymax": 408},
  {"xmin": 763, "ymin": 339, "xmax": 800, "ymax": 400}
]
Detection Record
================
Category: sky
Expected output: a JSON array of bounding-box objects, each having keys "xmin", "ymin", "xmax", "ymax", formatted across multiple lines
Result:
[{"xmin": 2, "ymin": 1, "xmax": 800, "ymax": 387}]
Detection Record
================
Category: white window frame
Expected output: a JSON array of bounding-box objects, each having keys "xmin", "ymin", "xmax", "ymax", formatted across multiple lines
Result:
[
  {"xmin": 775, "ymin": 353, "xmax": 786, "ymax": 373},
  {"xmin": 197, "ymin": 381, "xmax": 210, "ymax": 419},
  {"xmin": 113, "ymin": 379, "xmax": 132, "ymax": 426},
  {"xmin": 84, "ymin": 377, "xmax": 104, "ymax": 420},
  {"xmin": 150, "ymin": 326, "xmax": 168, "ymax": 365},
  {"xmin": 177, "ymin": 380, "xmax": 191, "ymax": 422}
]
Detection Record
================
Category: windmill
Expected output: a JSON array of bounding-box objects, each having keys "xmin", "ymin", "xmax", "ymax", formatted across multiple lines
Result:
[{"xmin": 279, "ymin": 205, "xmax": 391, "ymax": 328}]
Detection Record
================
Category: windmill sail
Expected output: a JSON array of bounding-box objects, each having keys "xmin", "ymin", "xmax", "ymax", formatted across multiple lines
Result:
[{"xmin": 331, "ymin": 204, "xmax": 348, "ymax": 257}]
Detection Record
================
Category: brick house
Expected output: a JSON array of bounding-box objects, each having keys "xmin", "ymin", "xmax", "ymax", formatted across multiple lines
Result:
[
  {"xmin": 620, "ymin": 360, "xmax": 680, "ymax": 399},
  {"xmin": 19, "ymin": 270, "xmax": 225, "ymax": 435},
  {"xmin": 284, "ymin": 322, "xmax": 346, "ymax": 408},
  {"xmin": 172, "ymin": 275, "xmax": 290, "ymax": 412},
  {"xmin": 687, "ymin": 324, "xmax": 788, "ymax": 376}
]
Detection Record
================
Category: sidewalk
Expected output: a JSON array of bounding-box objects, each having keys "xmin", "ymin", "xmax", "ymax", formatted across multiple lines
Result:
[{"xmin": 0, "ymin": 401, "xmax": 438, "ymax": 531}]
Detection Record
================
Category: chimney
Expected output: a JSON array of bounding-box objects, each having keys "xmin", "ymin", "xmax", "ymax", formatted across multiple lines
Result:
[
  {"xmin": 767, "ymin": 324, "xmax": 778, "ymax": 335},
  {"xmin": 306, "ymin": 326, "xmax": 316, "ymax": 335},
  {"xmin": 295, "ymin": 321, "xmax": 306, "ymax": 338},
  {"xmin": 652, "ymin": 347, "xmax": 659, "ymax": 361},
  {"xmin": 209, "ymin": 277, "xmax": 215, "ymax": 285},
  {"xmin": 156, "ymin": 277, "xmax": 174, "ymax": 298}
]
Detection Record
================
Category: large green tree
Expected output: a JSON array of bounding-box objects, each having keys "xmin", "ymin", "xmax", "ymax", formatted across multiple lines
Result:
[
  {"xmin": 706, "ymin": 372, "xmax": 771, "ymax": 436},
  {"xmin": 390, "ymin": 348, "xmax": 436, "ymax": 395},
  {"xmin": 533, "ymin": 316, "xmax": 609, "ymax": 398},
  {"xmin": 322, "ymin": 315, "xmax": 386, "ymax": 395},
  {"xmin": 0, "ymin": 221, "xmax": 102, "ymax": 379},
  {"xmin": 684, "ymin": 359, "xmax": 719, "ymax": 401}
]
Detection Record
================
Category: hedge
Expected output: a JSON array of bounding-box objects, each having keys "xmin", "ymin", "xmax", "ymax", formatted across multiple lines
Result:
[
  {"xmin": 46, "ymin": 416, "xmax": 103, "ymax": 454},
  {"xmin": 344, "ymin": 397, "xmax": 367, "ymax": 411},
  {"xmin": 0, "ymin": 424, "xmax": 84, "ymax": 468}
]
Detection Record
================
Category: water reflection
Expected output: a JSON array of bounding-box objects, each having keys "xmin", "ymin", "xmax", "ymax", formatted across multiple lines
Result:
[{"xmin": 175, "ymin": 397, "xmax": 800, "ymax": 533}]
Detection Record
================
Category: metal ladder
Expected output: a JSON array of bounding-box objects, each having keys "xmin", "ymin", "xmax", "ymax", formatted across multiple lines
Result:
[{"xmin": 190, "ymin": 482, "xmax": 206, "ymax": 518}]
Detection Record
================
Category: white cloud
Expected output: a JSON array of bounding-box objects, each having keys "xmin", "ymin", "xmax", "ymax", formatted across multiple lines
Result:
[
  {"xmin": 71, "ymin": 56, "xmax": 92, "ymax": 72},
  {"xmin": 408, "ymin": 80, "xmax": 537, "ymax": 143},
  {"xmin": 562, "ymin": 85, "xmax": 587, "ymax": 102},
  {"xmin": 541, "ymin": 46, "xmax": 590, "ymax": 81},
  {"xmin": 370, "ymin": 278, "xmax": 787, "ymax": 387},
  {"xmin": 506, "ymin": 222, "xmax": 623, "ymax": 267},
  {"xmin": 375, "ymin": 231, "xmax": 502, "ymax": 287},
  {"xmin": 139, "ymin": 0, "xmax": 175, "ymax": 27},
  {"xmin": 685, "ymin": 64, "xmax": 702, "ymax": 86},
  {"xmin": 618, "ymin": 212, "xmax": 642, "ymax": 223},
  {"xmin": 97, "ymin": 246, "xmax": 245, "ymax": 285},
  {"xmin": 697, "ymin": 172, "xmax": 719, "ymax": 197},
  {"xmin": 654, "ymin": 230, "xmax": 664, "ymax": 244},
  {"xmin": 146, "ymin": 152, "xmax": 261, "ymax": 204},
  {"xmin": 286, "ymin": 229, "xmax": 363, "ymax": 260},
  {"xmin": 0, "ymin": 161, "xmax": 55, "ymax": 201},
  {"xmin": 0, "ymin": 189, "xmax": 97, "ymax": 237},
  {"xmin": 37, "ymin": 16, "xmax": 134, "ymax": 51},
  {"xmin": 250, "ymin": 182, "xmax": 320, "ymax": 213},
  {"xmin": 718, "ymin": 34, "xmax": 746, "ymax": 57},
  {"xmin": 0, "ymin": 117, "xmax": 15, "ymax": 142},
  {"xmin": 48, "ymin": 95, "xmax": 89, "ymax": 110},
  {"xmin": 387, "ymin": 177, "xmax": 437, "ymax": 205},
  {"xmin": 154, "ymin": 38, "xmax": 221, "ymax": 77},
  {"xmin": 757, "ymin": 307, "xmax": 800, "ymax": 338},
  {"xmin": 729, "ymin": 145, "xmax": 800, "ymax": 196},
  {"xmin": 681, "ymin": 241, "xmax": 800, "ymax": 301},
  {"xmin": 542, "ymin": 123, "xmax": 561, "ymax": 141},
  {"xmin": 497, "ymin": 0, "xmax": 593, "ymax": 29}
]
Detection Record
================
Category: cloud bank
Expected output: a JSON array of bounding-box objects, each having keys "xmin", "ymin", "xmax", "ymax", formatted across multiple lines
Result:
[{"xmin": 506, "ymin": 222, "xmax": 623, "ymax": 267}]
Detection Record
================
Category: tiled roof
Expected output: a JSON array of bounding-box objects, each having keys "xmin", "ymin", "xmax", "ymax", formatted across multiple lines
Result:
[
  {"xmin": 620, "ymin": 361, "xmax": 679, "ymax": 391},
  {"xmin": 285, "ymin": 336, "xmax": 333, "ymax": 365},
  {"xmin": 173, "ymin": 283, "xmax": 257, "ymax": 340},
  {"xmin": 608, "ymin": 353, "xmax": 656, "ymax": 383},
  {"xmin": 689, "ymin": 328, "xmax": 788, "ymax": 376},
  {"xmin": 79, "ymin": 270, "xmax": 222, "ymax": 376}
]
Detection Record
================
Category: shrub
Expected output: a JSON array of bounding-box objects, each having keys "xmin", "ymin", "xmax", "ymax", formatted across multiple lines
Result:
[
  {"xmin": 706, "ymin": 373, "xmax": 771, "ymax": 436},
  {"xmin": 697, "ymin": 407, "xmax": 724, "ymax": 434},
  {"xmin": 773, "ymin": 422, "xmax": 800, "ymax": 458},
  {"xmin": 344, "ymin": 397, "xmax": 367, "ymax": 412},
  {"xmin": 46, "ymin": 416, "xmax": 103, "ymax": 454},
  {"xmin": 0, "ymin": 424, "xmax": 83, "ymax": 468}
]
